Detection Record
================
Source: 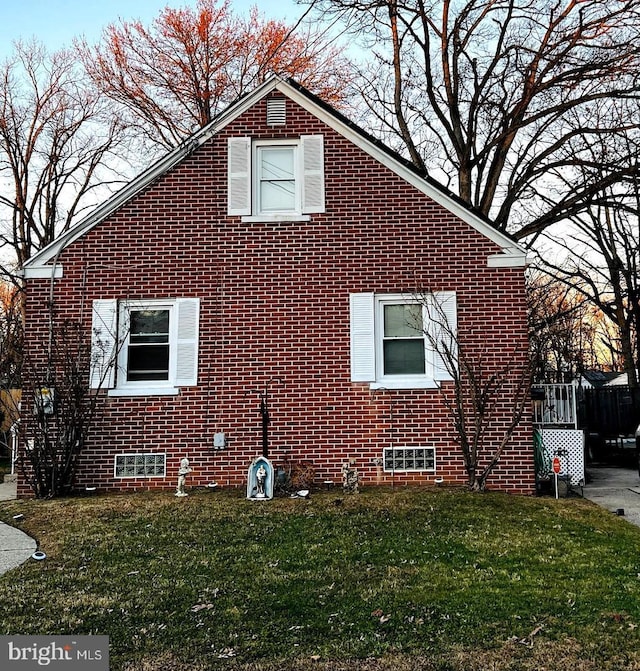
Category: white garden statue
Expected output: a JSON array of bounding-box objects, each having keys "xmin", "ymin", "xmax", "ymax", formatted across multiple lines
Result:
[
  {"xmin": 175, "ymin": 457, "xmax": 193, "ymax": 497},
  {"xmin": 341, "ymin": 459, "xmax": 359, "ymax": 494}
]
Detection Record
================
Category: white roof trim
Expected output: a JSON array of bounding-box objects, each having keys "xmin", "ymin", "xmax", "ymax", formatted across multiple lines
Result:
[
  {"xmin": 488, "ymin": 251, "xmax": 530, "ymax": 268},
  {"xmin": 23, "ymin": 76, "xmax": 527, "ymax": 274},
  {"xmin": 270, "ymin": 81, "xmax": 526, "ymax": 266},
  {"xmin": 23, "ymin": 265, "xmax": 64, "ymax": 279},
  {"xmin": 23, "ymin": 78, "xmax": 283, "ymax": 273}
]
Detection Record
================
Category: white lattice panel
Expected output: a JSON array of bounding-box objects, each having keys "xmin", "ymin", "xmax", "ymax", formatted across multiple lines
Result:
[{"xmin": 540, "ymin": 429, "xmax": 585, "ymax": 485}]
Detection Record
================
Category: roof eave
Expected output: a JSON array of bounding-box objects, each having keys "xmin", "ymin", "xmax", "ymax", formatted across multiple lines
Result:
[
  {"xmin": 273, "ymin": 79, "xmax": 528, "ymax": 261},
  {"xmin": 23, "ymin": 77, "xmax": 283, "ymax": 272},
  {"xmin": 23, "ymin": 75, "xmax": 527, "ymax": 274}
]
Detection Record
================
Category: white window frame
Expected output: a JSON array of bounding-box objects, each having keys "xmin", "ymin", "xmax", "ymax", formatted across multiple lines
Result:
[
  {"xmin": 377, "ymin": 296, "xmax": 429, "ymax": 387},
  {"xmin": 114, "ymin": 453, "xmax": 166, "ymax": 478},
  {"xmin": 350, "ymin": 292, "xmax": 457, "ymax": 389},
  {"xmin": 90, "ymin": 297, "xmax": 199, "ymax": 396},
  {"xmin": 117, "ymin": 300, "xmax": 176, "ymax": 394},
  {"xmin": 383, "ymin": 447, "xmax": 436, "ymax": 472},
  {"xmin": 254, "ymin": 141, "xmax": 300, "ymax": 216},
  {"xmin": 227, "ymin": 135, "xmax": 325, "ymax": 222}
]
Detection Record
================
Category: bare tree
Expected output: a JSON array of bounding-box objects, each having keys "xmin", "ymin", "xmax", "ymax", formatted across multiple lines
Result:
[
  {"xmin": 526, "ymin": 270, "xmax": 610, "ymax": 382},
  {"xmin": 16, "ymin": 311, "xmax": 120, "ymax": 498},
  {"xmin": 590, "ymin": 318, "xmax": 626, "ymax": 373},
  {"xmin": 0, "ymin": 40, "xmax": 127, "ymax": 270},
  {"xmin": 18, "ymin": 320, "xmax": 89, "ymax": 498},
  {"xmin": 0, "ymin": 282, "xmax": 23, "ymax": 470},
  {"xmin": 415, "ymin": 290, "xmax": 531, "ymax": 491},
  {"xmin": 79, "ymin": 0, "xmax": 355, "ymax": 151},
  {"xmin": 312, "ymin": 0, "xmax": 640, "ymax": 241},
  {"xmin": 0, "ymin": 280, "xmax": 23, "ymax": 387},
  {"xmin": 541, "ymin": 180, "xmax": 640, "ymax": 387}
]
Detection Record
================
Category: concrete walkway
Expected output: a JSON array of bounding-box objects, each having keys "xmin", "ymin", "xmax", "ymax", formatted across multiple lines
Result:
[
  {"xmin": 582, "ymin": 465, "xmax": 640, "ymax": 528},
  {"xmin": 0, "ymin": 477, "xmax": 37, "ymax": 575},
  {"xmin": 0, "ymin": 476, "xmax": 17, "ymax": 502}
]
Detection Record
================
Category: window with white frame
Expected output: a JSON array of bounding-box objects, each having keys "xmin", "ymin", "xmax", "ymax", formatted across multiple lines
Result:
[
  {"xmin": 382, "ymin": 302, "xmax": 426, "ymax": 376},
  {"xmin": 227, "ymin": 135, "xmax": 325, "ymax": 220},
  {"xmin": 127, "ymin": 307, "xmax": 171, "ymax": 381},
  {"xmin": 383, "ymin": 447, "xmax": 435, "ymax": 472},
  {"xmin": 256, "ymin": 144, "xmax": 298, "ymax": 214},
  {"xmin": 115, "ymin": 453, "xmax": 166, "ymax": 478},
  {"xmin": 350, "ymin": 292, "xmax": 457, "ymax": 389},
  {"xmin": 90, "ymin": 298, "xmax": 199, "ymax": 395}
]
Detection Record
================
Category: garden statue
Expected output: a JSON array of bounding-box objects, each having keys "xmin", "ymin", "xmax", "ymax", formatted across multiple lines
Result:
[
  {"xmin": 256, "ymin": 464, "xmax": 267, "ymax": 497},
  {"xmin": 247, "ymin": 457, "xmax": 274, "ymax": 500},
  {"xmin": 342, "ymin": 459, "xmax": 359, "ymax": 494},
  {"xmin": 175, "ymin": 457, "xmax": 193, "ymax": 497}
]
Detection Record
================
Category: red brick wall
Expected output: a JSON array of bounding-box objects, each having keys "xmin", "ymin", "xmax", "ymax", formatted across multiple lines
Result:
[{"xmin": 19, "ymin": 94, "xmax": 535, "ymax": 497}]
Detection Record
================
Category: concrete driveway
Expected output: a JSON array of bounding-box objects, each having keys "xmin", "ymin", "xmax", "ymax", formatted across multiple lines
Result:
[{"xmin": 583, "ymin": 465, "xmax": 640, "ymax": 528}]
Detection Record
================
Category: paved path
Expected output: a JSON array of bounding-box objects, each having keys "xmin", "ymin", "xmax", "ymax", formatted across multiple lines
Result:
[
  {"xmin": 0, "ymin": 477, "xmax": 17, "ymax": 502},
  {"xmin": 582, "ymin": 465, "xmax": 640, "ymax": 527},
  {"xmin": 0, "ymin": 477, "xmax": 37, "ymax": 575}
]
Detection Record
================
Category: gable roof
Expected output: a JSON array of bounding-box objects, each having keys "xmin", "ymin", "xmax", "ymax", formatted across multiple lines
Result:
[{"xmin": 23, "ymin": 76, "xmax": 528, "ymax": 278}]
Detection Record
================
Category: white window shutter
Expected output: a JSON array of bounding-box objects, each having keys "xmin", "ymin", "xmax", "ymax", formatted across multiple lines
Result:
[
  {"xmin": 301, "ymin": 134, "xmax": 325, "ymax": 214},
  {"xmin": 350, "ymin": 293, "xmax": 376, "ymax": 382},
  {"xmin": 430, "ymin": 291, "xmax": 457, "ymax": 381},
  {"xmin": 175, "ymin": 298, "xmax": 200, "ymax": 386},
  {"xmin": 227, "ymin": 137, "xmax": 251, "ymax": 216},
  {"xmin": 90, "ymin": 299, "xmax": 117, "ymax": 389}
]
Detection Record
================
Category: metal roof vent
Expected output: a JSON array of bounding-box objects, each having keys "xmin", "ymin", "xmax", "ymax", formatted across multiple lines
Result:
[{"xmin": 267, "ymin": 98, "xmax": 286, "ymax": 126}]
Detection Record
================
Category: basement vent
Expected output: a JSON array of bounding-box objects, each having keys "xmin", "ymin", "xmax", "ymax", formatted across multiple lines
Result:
[
  {"xmin": 266, "ymin": 98, "xmax": 286, "ymax": 126},
  {"xmin": 383, "ymin": 447, "xmax": 435, "ymax": 472}
]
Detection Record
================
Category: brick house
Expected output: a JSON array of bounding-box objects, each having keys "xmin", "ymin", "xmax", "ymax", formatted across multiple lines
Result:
[{"xmin": 20, "ymin": 76, "xmax": 534, "ymax": 496}]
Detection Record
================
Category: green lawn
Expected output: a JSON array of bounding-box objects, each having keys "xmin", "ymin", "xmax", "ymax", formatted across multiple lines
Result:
[{"xmin": 0, "ymin": 487, "xmax": 639, "ymax": 670}]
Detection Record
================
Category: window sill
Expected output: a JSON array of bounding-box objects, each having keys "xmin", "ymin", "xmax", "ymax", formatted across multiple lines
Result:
[
  {"xmin": 108, "ymin": 387, "xmax": 180, "ymax": 397},
  {"xmin": 241, "ymin": 214, "xmax": 311, "ymax": 223},
  {"xmin": 370, "ymin": 380, "xmax": 442, "ymax": 390}
]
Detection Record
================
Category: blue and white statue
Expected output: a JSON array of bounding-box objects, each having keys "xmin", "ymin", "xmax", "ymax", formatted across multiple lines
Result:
[{"xmin": 247, "ymin": 457, "xmax": 273, "ymax": 500}]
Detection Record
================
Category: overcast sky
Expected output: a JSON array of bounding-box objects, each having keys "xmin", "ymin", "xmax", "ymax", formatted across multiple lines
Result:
[{"xmin": 0, "ymin": 0, "xmax": 306, "ymax": 58}]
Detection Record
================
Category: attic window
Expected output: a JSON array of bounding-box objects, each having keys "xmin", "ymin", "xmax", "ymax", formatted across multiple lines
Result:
[
  {"xmin": 267, "ymin": 98, "xmax": 286, "ymax": 126},
  {"xmin": 227, "ymin": 135, "xmax": 325, "ymax": 219}
]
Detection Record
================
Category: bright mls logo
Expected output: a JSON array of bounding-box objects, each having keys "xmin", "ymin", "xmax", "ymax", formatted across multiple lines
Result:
[{"xmin": 1, "ymin": 636, "xmax": 108, "ymax": 670}]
